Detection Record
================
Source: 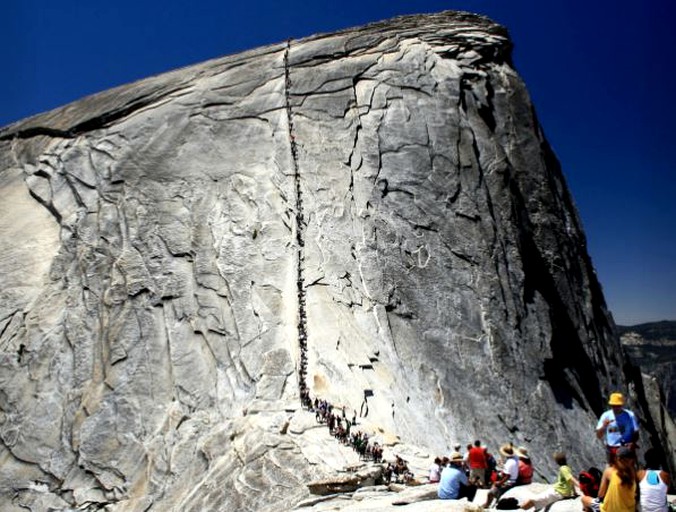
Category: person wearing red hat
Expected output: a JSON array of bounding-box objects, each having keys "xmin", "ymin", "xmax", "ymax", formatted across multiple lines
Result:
[{"xmin": 596, "ymin": 392, "xmax": 639, "ymax": 460}]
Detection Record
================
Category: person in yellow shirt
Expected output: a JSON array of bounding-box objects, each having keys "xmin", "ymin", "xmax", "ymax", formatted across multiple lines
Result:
[
  {"xmin": 520, "ymin": 452, "xmax": 579, "ymax": 510},
  {"xmin": 581, "ymin": 446, "xmax": 637, "ymax": 512}
]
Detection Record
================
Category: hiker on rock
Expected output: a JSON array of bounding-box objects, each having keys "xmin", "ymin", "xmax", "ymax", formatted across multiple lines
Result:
[
  {"xmin": 516, "ymin": 446, "xmax": 534, "ymax": 485},
  {"xmin": 482, "ymin": 443, "xmax": 519, "ymax": 508},
  {"xmin": 468, "ymin": 440, "xmax": 489, "ymax": 487},
  {"xmin": 388, "ymin": 456, "xmax": 413, "ymax": 484},
  {"xmin": 438, "ymin": 452, "xmax": 477, "ymax": 501},
  {"xmin": 463, "ymin": 443, "xmax": 473, "ymax": 472},
  {"xmin": 638, "ymin": 447, "xmax": 671, "ymax": 512},
  {"xmin": 596, "ymin": 392, "xmax": 639, "ymax": 460},
  {"xmin": 519, "ymin": 451, "xmax": 579, "ymax": 510},
  {"xmin": 429, "ymin": 457, "xmax": 442, "ymax": 483},
  {"xmin": 582, "ymin": 446, "xmax": 637, "ymax": 512}
]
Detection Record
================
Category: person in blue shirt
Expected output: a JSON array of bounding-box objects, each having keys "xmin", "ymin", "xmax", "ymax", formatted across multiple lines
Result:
[
  {"xmin": 438, "ymin": 452, "xmax": 477, "ymax": 501},
  {"xmin": 596, "ymin": 392, "xmax": 639, "ymax": 461}
]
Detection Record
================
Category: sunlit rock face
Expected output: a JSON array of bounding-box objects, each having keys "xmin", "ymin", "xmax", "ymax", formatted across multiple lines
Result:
[{"xmin": 0, "ymin": 11, "xmax": 639, "ymax": 511}]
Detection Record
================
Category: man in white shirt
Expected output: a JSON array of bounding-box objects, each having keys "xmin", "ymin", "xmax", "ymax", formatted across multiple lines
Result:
[{"xmin": 482, "ymin": 443, "xmax": 519, "ymax": 508}]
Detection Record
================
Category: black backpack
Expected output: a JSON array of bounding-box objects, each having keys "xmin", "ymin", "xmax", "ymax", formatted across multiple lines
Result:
[{"xmin": 496, "ymin": 497, "xmax": 520, "ymax": 509}]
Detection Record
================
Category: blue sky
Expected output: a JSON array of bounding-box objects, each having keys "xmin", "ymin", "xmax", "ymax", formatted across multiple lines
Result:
[{"xmin": 3, "ymin": 1, "xmax": 674, "ymax": 325}]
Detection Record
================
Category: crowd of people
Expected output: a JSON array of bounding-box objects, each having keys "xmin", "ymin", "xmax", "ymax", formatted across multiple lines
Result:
[
  {"xmin": 296, "ymin": 298, "xmax": 398, "ymax": 474},
  {"xmin": 383, "ymin": 456, "xmax": 415, "ymax": 484},
  {"xmin": 286, "ymin": 40, "xmax": 669, "ymax": 509},
  {"xmin": 310, "ymin": 397, "xmax": 385, "ymax": 463},
  {"xmin": 429, "ymin": 392, "xmax": 672, "ymax": 512},
  {"xmin": 300, "ymin": 387, "xmax": 390, "ymax": 465},
  {"xmin": 430, "ymin": 441, "xmax": 532, "ymax": 505},
  {"xmin": 297, "ymin": 319, "xmax": 670, "ymax": 512}
]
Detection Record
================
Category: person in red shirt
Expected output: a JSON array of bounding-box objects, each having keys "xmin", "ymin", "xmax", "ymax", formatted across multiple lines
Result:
[
  {"xmin": 468, "ymin": 440, "xmax": 489, "ymax": 487},
  {"xmin": 516, "ymin": 446, "xmax": 534, "ymax": 485}
]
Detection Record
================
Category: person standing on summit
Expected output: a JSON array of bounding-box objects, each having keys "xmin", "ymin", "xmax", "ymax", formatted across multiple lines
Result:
[
  {"xmin": 468, "ymin": 440, "xmax": 489, "ymax": 487},
  {"xmin": 596, "ymin": 392, "xmax": 639, "ymax": 460}
]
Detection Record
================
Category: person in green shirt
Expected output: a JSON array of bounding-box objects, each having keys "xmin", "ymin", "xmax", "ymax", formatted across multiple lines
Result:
[{"xmin": 520, "ymin": 452, "xmax": 580, "ymax": 510}]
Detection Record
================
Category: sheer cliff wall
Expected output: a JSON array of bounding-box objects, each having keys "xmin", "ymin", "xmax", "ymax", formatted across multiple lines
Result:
[{"xmin": 0, "ymin": 11, "xmax": 653, "ymax": 511}]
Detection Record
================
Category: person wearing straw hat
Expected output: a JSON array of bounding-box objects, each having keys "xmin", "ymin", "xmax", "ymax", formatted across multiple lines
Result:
[
  {"xmin": 516, "ymin": 446, "xmax": 534, "ymax": 485},
  {"xmin": 596, "ymin": 392, "xmax": 639, "ymax": 460},
  {"xmin": 438, "ymin": 451, "xmax": 477, "ymax": 501},
  {"xmin": 482, "ymin": 443, "xmax": 519, "ymax": 508}
]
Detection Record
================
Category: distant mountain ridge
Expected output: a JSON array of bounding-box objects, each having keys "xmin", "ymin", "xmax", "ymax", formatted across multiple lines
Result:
[
  {"xmin": 619, "ymin": 321, "xmax": 676, "ymax": 419},
  {"xmin": 618, "ymin": 320, "xmax": 676, "ymax": 342}
]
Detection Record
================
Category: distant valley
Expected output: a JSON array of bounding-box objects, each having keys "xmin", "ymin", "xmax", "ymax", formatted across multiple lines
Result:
[{"xmin": 619, "ymin": 321, "xmax": 676, "ymax": 417}]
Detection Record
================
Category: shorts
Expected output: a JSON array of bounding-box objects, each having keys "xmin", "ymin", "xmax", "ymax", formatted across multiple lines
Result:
[
  {"xmin": 529, "ymin": 488, "xmax": 566, "ymax": 510},
  {"xmin": 588, "ymin": 497, "xmax": 602, "ymax": 512},
  {"xmin": 489, "ymin": 483, "xmax": 515, "ymax": 500},
  {"xmin": 470, "ymin": 468, "xmax": 487, "ymax": 485}
]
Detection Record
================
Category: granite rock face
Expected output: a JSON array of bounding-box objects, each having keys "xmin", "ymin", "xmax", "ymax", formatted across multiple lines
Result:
[{"xmin": 0, "ymin": 11, "xmax": 664, "ymax": 511}]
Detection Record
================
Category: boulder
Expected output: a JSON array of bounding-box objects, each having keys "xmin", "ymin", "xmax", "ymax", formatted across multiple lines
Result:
[{"xmin": 307, "ymin": 466, "xmax": 383, "ymax": 495}]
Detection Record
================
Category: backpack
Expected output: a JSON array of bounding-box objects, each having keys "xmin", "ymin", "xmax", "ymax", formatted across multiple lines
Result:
[
  {"xmin": 496, "ymin": 497, "xmax": 520, "ymax": 509},
  {"xmin": 578, "ymin": 467, "xmax": 603, "ymax": 497}
]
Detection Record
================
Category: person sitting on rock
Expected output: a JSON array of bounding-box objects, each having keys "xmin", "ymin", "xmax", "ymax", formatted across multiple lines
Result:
[
  {"xmin": 438, "ymin": 451, "xmax": 478, "ymax": 501},
  {"xmin": 516, "ymin": 446, "xmax": 534, "ymax": 485},
  {"xmin": 429, "ymin": 457, "xmax": 442, "ymax": 483},
  {"xmin": 582, "ymin": 446, "xmax": 636, "ymax": 512},
  {"xmin": 637, "ymin": 447, "xmax": 670, "ymax": 512},
  {"xmin": 393, "ymin": 456, "xmax": 412, "ymax": 483},
  {"xmin": 482, "ymin": 443, "xmax": 519, "ymax": 508},
  {"xmin": 520, "ymin": 451, "xmax": 579, "ymax": 510},
  {"xmin": 395, "ymin": 455, "xmax": 407, "ymax": 474}
]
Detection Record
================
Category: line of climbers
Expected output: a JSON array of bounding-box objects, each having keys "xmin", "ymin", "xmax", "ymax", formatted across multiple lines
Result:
[
  {"xmin": 285, "ymin": 38, "xmax": 671, "ymax": 512},
  {"xmin": 298, "ymin": 391, "xmax": 415, "ymax": 483},
  {"xmin": 284, "ymin": 39, "xmax": 308, "ymax": 355},
  {"xmin": 284, "ymin": 37, "xmax": 311, "ymax": 422},
  {"xmin": 283, "ymin": 36, "xmax": 409, "ymax": 484}
]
